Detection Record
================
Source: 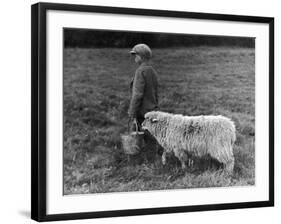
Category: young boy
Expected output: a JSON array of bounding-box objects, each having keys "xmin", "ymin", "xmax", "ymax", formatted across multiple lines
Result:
[{"xmin": 128, "ymin": 43, "xmax": 159, "ymax": 130}]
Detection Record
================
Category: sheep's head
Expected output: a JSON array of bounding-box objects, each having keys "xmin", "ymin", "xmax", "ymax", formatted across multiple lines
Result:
[{"xmin": 142, "ymin": 111, "xmax": 170, "ymax": 137}]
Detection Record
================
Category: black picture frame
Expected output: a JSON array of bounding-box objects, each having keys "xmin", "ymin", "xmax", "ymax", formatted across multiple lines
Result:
[{"xmin": 31, "ymin": 2, "xmax": 274, "ymax": 222}]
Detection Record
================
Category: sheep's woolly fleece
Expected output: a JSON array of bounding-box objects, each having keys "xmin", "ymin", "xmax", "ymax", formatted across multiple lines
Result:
[{"xmin": 142, "ymin": 111, "xmax": 236, "ymax": 173}]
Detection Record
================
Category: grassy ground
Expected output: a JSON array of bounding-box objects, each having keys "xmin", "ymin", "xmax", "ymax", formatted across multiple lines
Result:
[{"xmin": 63, "ymin": 47, "xmax": 255, "ymax": 195}]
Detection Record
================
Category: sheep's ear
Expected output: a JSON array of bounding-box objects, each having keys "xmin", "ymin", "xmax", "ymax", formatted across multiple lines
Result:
[{"xmin": 152, "ymin": 118, "xmax": 158, "ymax": 123}]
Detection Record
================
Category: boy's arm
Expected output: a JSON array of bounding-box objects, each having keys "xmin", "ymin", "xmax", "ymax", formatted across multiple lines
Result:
[{"xmin": 128, "ymin": 69, "xmax": 145, "ymax": 118}]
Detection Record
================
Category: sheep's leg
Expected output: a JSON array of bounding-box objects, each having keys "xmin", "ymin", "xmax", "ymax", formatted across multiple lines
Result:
[
  {"xmin": 174, "ymin": 150, "xmax": 187, "ymax": 169},
  {"xmin": 162, "ymin": 151, "xmax": 167, "ymax": 165},
  {"xmin": 211, "ymin": 152, "xmax": 234, "ymax": 174},
  {"xmin": 188, "ymin": 158, "xmax": 194, "ymax": 167},
  {"xmin": 225, "ymin": 158, "xmax": 235, "ymax": 174},
  {"xmin": 180, "ymin": 152, "xmax": 188, "ymax": 169},
  {"xmin": 208, "ymin": 143, "xmax": 234, "ymax": 174},
  {"xmin": 180, "ymin": 158, "xmax": 186, "ymax": 169}
]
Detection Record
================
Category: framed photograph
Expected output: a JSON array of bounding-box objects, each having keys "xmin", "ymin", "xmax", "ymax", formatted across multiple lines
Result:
[{"xmin": 31, "ymin": 2, "xmax": 274, "ymax": 222}]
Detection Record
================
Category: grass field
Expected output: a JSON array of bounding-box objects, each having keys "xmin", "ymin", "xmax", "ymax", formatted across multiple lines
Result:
[{"xmin": 63, "ymin": 47, "xmax": 255, "ymax": 195}]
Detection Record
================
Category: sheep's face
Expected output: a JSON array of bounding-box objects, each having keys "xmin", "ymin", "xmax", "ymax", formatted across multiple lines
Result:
[
  {"xmin": 142, "ymin": 114, "xmax": 158, "ymax": 134},
  {"xmin": 142, "ymin": 111, "xmax": 169, "ymax": 137}
]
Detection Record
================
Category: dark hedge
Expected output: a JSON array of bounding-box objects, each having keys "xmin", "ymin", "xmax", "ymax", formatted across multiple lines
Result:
[{"xmin": 64, "ymin": 29, "xmax": 255, "ymax": 48}]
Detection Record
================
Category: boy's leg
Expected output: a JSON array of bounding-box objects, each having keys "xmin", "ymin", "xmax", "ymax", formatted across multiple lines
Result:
[
  {"xmin": 130, "ymin": 116, "xmax": 144, "ymax": 132},
  {"xmin": 136, "ymin": 116, "xmax": 144, "ymax": 131}
]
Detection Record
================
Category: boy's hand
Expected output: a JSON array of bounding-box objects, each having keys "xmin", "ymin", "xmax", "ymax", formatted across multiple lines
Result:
[
  {"xmin": 128, "ymin": 116, "xmax": 137, "ymax": 123},
  {"xmin": 133, "ymin": 118, "xmax": 137, "ymax": 124}
]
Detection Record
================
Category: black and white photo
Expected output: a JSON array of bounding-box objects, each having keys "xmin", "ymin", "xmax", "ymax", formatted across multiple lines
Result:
[{"xmin": 63, "ymin": 29, "xmax": 256, "ymax": 194}]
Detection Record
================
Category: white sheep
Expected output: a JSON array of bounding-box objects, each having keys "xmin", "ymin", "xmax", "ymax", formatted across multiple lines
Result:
[{"xmin": 142, "ymin": 111, "xmax": 236, "ymax": 173}]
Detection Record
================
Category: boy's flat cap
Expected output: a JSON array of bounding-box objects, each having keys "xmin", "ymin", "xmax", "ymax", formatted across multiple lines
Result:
[{"xmin": 130, "ymin": 43, "xmax": 152, "ymax": 59}]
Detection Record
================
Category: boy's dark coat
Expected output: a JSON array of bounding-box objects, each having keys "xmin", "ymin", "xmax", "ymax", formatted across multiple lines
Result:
[{"xmin": 128, "ymin": 62, "xmax": 158, "ymax": 118}]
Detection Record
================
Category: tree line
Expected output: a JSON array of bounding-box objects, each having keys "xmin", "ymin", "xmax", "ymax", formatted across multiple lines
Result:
[{"xmin": 64, "ymin": 29, "xmax": 255, "ymax": 48}]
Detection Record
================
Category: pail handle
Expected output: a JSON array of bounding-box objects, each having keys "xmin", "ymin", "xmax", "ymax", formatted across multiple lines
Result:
[{"xmin": 127, "ymin": 119, "xmax": 139, "ymax": 134}]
